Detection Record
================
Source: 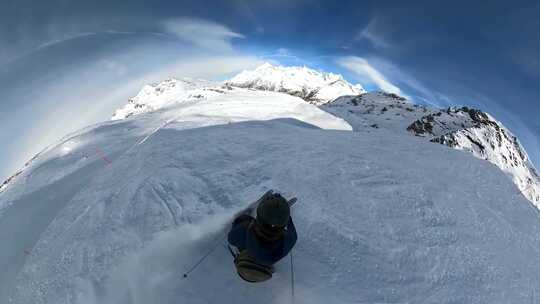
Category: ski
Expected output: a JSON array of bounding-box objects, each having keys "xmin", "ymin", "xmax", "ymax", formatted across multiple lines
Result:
[{"xmin": 288, "ymin": 197, "xmax": 298, "ymax": 207}]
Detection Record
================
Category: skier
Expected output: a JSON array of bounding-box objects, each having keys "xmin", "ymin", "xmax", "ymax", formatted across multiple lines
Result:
[{"xmin": 228, "ymin": 190, "xmax": 298, "ymax": 283}]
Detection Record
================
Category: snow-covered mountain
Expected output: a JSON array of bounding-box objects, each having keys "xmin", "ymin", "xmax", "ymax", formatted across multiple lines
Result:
[
  {"xmin": 407, "ymin": 106, "xmax": 540, "ymax": 207},
  {"xmin": 321, "ymin": 92, "xmax": 426, "ymax": 133},
  {"xmin": 111, "ymin": 78, "xmax": 222, "ymax": 120},
  {"xmin": 2, "ymin": 64, "xmax": 540, "ymax": 304},
  {"xmin": 322, "ymin": 93, "xmax": 540, "ymax": 208},
  {"xmin": 226, "ymin": 63, "xmax": 365, "ymax": 104},
  {"xmin": 111, "ymin": 63, "xmax": 364, "ymax": 120}
]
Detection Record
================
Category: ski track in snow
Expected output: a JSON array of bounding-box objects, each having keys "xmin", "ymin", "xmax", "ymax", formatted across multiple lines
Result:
[
  {"xmin": 1, "ymin": 79, "xmax": 540, "ymax": 303},
  {"xmin": 1, "ymin": 112, "xmax": 540, "ymax": 303}
]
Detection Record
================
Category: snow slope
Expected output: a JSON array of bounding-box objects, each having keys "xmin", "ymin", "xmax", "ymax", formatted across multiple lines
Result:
[
  {"xmin": 2, "ymin": 91, "xmax": 540, "ymax": 303},
  {"xmin": 226, "ymin": 63, "xmax": 365, "ymax": 105},
  {"xmin": 110, "ymin": 65, "xmax": 539, "ymax": 210},
  {"xmin": 322, "ymin": 92, "xmax": 426, "ymax": 133},
  {"xmin": 323, "ymin": 93, "xmax": 540, "ymax": 208}
]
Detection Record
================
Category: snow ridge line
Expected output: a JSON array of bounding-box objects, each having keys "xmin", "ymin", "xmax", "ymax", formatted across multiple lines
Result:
[
  {"xmin": 123, "ymin": 114, "xmax": 185, "ymax": 157},
  {"xmin": 136, "ymin": 119, "xmax": 174, "ymax": 147}
]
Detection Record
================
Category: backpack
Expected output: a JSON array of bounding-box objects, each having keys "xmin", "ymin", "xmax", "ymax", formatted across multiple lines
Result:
[{"xmin": 233, "ymin": 250, "xmax": 273, "ymax": 283}]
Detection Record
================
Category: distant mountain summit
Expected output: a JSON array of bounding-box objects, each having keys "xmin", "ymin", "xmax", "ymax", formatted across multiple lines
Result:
[{"xmin": 226, "ymin": 63, "xmax": 365, "ymax": 104}]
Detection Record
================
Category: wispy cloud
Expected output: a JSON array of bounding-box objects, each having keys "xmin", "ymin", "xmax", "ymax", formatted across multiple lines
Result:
[
  {"xmin": 162, "ymin": 18, "xmax": 245, "ymax": 52},
  {"xmin": 0, "ymin": 17, "xmax": 261, "ymax": 181},
  {"xmin": 355, "ymin": 14, "xmax": 438, "ymax": 54},
  {"xmin": 36, "ymin": 32, "xmax": 98, "ymax": 50},
  {"xmin": 254, "ymin": 48, "xmax": 315, "ymax": 67},
  {"xmin": 267, "ymin": 48, "xmax": 301, "ymax": 61},
  {"xmin": 337, "ymin": 55, "xmax": 454, "ymax": 107},
  {"xmin": 355, "ymin": 17, "xmax": 392, "ymax": 49},
  {"xmin": 14, "ymin": 31, "xmax": 165, "ymax": 64},
  {"xmin": 1, "ymin": 52, "xmax": 265, "ymax": 181},
  {"xmin": 337, "ymin": 56, "xmax": 402, "ymax": 95},
  {"xmin": 365, "ymin": 57, "xmax": 453, "ymax": 107}
]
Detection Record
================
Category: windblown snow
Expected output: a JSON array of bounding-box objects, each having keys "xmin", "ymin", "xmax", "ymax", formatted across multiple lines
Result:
[{"xmin": 1, "ymin": 64, "xmax": 540, "ymax": 304}]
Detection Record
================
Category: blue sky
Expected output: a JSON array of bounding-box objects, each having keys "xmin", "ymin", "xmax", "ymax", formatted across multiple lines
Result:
[{"xmin": 1, "ymin": 0, "xmax": 539, "ymax": 180}]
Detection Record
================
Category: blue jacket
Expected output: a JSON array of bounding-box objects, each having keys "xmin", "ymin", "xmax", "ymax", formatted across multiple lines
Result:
[{"xmin": 228, "ymin": 215, "xmax": 297, "ymax": 266}]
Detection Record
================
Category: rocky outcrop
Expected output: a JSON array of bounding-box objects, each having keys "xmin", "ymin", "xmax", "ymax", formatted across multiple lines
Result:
[{"xmin": 407, "ymin": 107, "xmax": 540, "ymax": 207}]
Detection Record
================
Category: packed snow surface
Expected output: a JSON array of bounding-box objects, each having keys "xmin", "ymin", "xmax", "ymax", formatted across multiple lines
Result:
[
  {"xmin": 2, "ymin": 92, "xmax": 540, "ymax": 303},
  {"xmin": 111, "ymin": 63, "xmax": 540, "ymax": 211}
]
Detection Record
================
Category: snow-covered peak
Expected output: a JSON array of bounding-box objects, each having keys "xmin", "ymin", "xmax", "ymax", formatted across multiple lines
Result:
[
  {"xmin": 322, "ymin": 92, "xmax": 426, "ymax": 133},
  {"xmin": 226, "ymin": 63, "xmax": 365, "ymax": 105},
  {"xmin": 255, "ymin": 62, "xmax": 274, "ymax": 70},
  {"xmin": 111, "ymin": 78, "xmax": 223, "ymax": 120},
  {"xmin": 323, "ymin": 94, "xmax": 540, "ymax": 208},
  {"xmin": 407, "ymin": 106, "xmax": 540, "ymax": 207}
]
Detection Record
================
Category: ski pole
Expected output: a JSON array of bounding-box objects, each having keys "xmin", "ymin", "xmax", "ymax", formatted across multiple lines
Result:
[
  {"xmin": 183, "ymin": 231, "xmax": 227, "ymax": 278},
  {"xmin": 290, "ymin": 250, "xmax": 296, "ymax": 304}
]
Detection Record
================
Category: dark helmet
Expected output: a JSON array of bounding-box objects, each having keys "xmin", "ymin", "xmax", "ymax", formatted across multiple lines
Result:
[{"xmin": 256, "ymin": 193, "xmax": 290, "ymax": 228}]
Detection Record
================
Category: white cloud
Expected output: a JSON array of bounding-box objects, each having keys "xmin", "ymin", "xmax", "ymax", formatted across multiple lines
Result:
[
  {"xmin": 338, "ymin": 55, "xmax": 452, "ymax": 105},
  {"xmin": 162, "ymin": 18, "xmax": 244, "ymax": 52},
  {"xmin": 365, "ymin": 57, "xmax": 452, "ymax": 107},
  {"xmin": 337, "ymin": 56, "xmax": 402, "ymax": 95},
  {"xmin": 35, "ymin": 31, "xmax": 164, "ymax": 51},
  {"xmin": 36, "ymin": 32, "xmax": 98, "ymax": 50}
]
